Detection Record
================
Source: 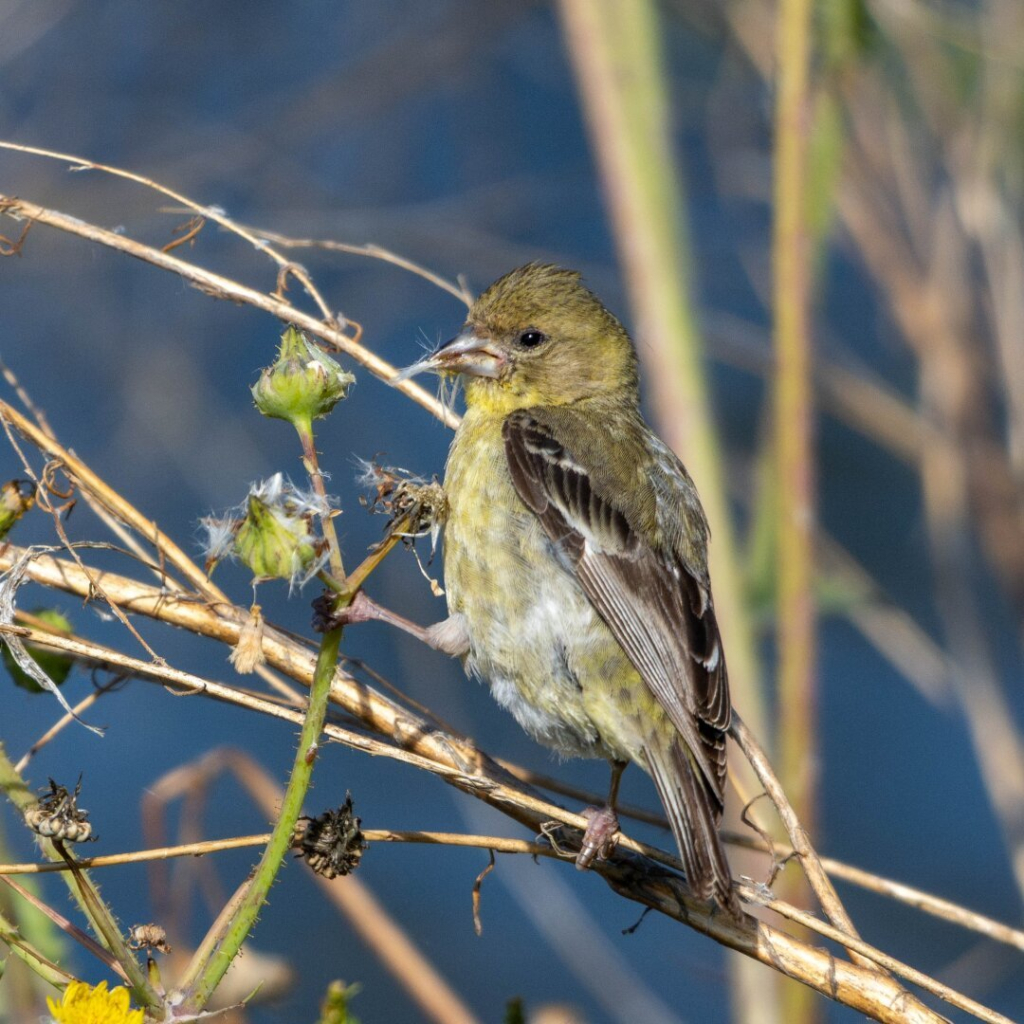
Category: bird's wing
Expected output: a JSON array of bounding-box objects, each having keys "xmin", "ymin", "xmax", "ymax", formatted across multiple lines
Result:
[{"xmin": 502, "ymin": 410, "xmax": 730, "ymax": 802}]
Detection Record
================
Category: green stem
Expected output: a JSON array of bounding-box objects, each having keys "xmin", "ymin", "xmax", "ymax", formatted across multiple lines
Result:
[
  {"xmin": 53, "ymin": 842, "xmax": 156, "ymax": 1004},
  {"xmin": 296, "ymin": 419, "xmax": 345, "ymax": 581},
  {"xmin": 0, "ymin": 743, "xmax": 160, "ymax": 1008},
  {"xmin": 317, "ymin": 514, "xmax": 412, "ymax": 606},
  {"xmin": 183, "ymin": 624, "xmax": 342, "ymax": 1011}
]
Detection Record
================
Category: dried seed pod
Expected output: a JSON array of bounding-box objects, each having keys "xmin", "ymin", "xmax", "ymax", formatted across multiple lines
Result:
[
  {"xmin": 25, "ymin": 777, "xmax": 94, "ymax": 843},
  {"xmin": 291, "ymin": 793, "xmax": 366, "ymax": 879},
  {"xmin": 128, "ymin": 923, "xmax": 171, "ymax": 954}
]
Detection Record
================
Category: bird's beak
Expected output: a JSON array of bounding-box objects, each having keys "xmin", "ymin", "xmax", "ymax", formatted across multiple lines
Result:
[{"xmin": 391, "ymin": 328, "xmax": 506, "ymax": 384}]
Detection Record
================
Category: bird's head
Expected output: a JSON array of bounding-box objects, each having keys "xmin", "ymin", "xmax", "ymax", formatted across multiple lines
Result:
[{"xmin": 396, "ymin": 263, "xmax": 639, "ymax": 414}]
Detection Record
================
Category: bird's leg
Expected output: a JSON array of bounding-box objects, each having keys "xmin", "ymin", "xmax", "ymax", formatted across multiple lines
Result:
[
  {"xmin": 312, "ymin": 591, "xmax": 470, "ymax": 657},
  {"xmin": 577, "ymin": 759, "xmax": 627, "ymax": 870}
]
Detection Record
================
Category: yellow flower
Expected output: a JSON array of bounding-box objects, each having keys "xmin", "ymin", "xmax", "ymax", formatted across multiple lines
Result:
[{"xmin": 48, "ymin": 980, "xmax": 144, "ymax": 1024}]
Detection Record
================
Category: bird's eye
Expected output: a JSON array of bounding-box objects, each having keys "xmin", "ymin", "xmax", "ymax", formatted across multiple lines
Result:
[{"xmin": 517, "ymin": 329, "xmax": 547, "ymax": 349}]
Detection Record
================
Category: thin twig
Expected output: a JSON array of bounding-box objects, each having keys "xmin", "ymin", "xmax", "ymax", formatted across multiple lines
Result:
[
  {"xmin": 0, "ymin": 140, "xmax": 340, "ymax": 328},
  {"xmin": 731, "ymin": 714, "xmax": 877, "ymax": 973},
  {"xmin": 239, "ymin": 226, "xmax": 474, "ymax": 306},
  {"xmin": 15, "ymin": 676, "xmax": 123, "ymax": 774},
  {"xmin": 0, "ymin": 195, "xmax": 458, "ymax": 428},
  {"xmin": 739, "ymin": 881, "xmax": 1015, "ymax": 1024}
]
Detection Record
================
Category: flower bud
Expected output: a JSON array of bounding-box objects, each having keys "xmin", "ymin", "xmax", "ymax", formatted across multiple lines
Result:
[
  {"xmin": 252, "ymin": 325, "xmax": 354, "ymax": 429},
  {"xmin": 232, "ymin": 475, "xmax": 328, "ymax": 586}
]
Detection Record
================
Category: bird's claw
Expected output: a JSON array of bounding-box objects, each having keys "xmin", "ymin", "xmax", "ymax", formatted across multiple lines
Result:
[
  {"xmin": 311, "ymin": 590, "xmax": 378, "ymax": 633},
  {"xmin": 576, "ymin": 806, "xmax": 620, "ymax": 870},
  {"xmin": 538, "ymin": 820, "xmax": 577, "ymax": 859}
]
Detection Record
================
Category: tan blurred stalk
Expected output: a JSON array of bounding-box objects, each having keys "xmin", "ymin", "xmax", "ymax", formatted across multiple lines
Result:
[
  {"xmin": 771, "ymin": 0, "xmax": 819, "ymax": 1020},
  {"xmin": 555, "ymin": 1, "xmax": 775, "ymax": 1021}
]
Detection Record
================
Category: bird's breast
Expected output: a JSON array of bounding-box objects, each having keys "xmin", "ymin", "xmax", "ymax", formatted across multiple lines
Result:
[{"xmin": 441, "ymin": 410, "xmax": 654, "ymax": 761}]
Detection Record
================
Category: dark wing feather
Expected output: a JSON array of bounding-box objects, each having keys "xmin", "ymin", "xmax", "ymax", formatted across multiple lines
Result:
[
  {"xmin": 646, "ymin": 738, "xmax": 739, "ymax": 913},
  {"xmin": 503, "ymin": 410, "xmax": 730, "ymax": 803}
]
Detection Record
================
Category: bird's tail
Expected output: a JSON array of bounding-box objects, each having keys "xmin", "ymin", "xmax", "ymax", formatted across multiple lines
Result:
[{"xmin": 644, "ymin": 739, "xmax": 741, "ymax": 918}]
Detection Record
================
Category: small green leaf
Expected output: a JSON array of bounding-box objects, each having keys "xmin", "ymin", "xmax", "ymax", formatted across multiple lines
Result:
[
  {"xmin": 0, "ymin": 480, "xmax": 34, "ymax": 541},
  {"xmin": 2, "ymin": 609, "xmax": 73, "ymax": 694}
]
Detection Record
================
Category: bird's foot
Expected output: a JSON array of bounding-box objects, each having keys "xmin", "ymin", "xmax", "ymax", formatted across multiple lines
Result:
[
  {"xmin": 311, "ymin": 590, "xmax": 378, "ymax": 633},
  {"xmin": 538, "ymin": 821, "xmax": 577, "ymax": 859},
  {"xmin": 576, "ymin": 806, "xmax": 620, "ymax": 870}
]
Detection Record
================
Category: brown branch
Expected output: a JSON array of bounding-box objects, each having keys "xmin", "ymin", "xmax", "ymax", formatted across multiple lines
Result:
[
  {"xmin": 12, "ymin": 616, "xmax": 1024, "ymax": 958},
  {"xmin": 0, "ymin": 553, "xmax": 963, "ymax": 1022},
  {"xmin": 738, "ymin": 881, "xmax": 1014, "ymax": 1024}
]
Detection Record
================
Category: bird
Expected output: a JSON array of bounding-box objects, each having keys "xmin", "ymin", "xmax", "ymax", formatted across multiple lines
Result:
[{"xmin": 350, "ymin": 263, "xmax": 738, "ymax": 915}]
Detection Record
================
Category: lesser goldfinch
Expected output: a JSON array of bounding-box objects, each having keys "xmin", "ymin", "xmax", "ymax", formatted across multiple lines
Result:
[{"xmin": 363, "ymin": 264, "xmax": 737, "ymax": 913}]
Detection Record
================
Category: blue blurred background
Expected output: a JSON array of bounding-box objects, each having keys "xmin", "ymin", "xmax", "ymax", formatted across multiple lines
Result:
[{"xmin": 1, "ymin": 1, "xmax": 1023, "ymax": 1022}]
